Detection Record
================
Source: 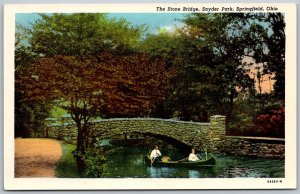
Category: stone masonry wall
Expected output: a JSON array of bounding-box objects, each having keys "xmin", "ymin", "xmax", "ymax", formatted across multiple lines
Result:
[
  {"xmin": 45, "ymin": 115, "xmax": 285, "ymax": 158},
  {"xmin": 207, "ymin": 115, "xmax": 226, "ymax": 152},
  {"xmin": 218, "ymin": 136, "xmax": 285, "ymax": 159}
]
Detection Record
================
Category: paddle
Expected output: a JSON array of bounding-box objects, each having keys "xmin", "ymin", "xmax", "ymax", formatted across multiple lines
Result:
[
  {"xmin": 178, "ymin": 157, "xmax": 188, "ymax": 163},
  {"xmin": 197, "ymin": 154, "xmax": 204, "ymax": 160}
]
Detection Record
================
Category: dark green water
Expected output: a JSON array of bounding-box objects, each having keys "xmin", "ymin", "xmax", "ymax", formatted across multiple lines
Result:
[{"xmin": 103, "ymin": 146, "xmax": 284, "ymax": 178}]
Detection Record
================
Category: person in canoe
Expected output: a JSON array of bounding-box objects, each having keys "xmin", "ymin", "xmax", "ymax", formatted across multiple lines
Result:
[
  {"xmin": 150, "ymin": 145, "xmax": 162, "ymax": 165},
  {"xmin": 188, "ymin": 148, "xmax": 201, "ymax": 162}
]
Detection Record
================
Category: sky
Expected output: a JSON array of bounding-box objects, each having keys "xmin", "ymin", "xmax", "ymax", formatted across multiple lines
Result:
[{"xmin": 15, "ymin": 13, "xmax": 186, "ymax": 34}]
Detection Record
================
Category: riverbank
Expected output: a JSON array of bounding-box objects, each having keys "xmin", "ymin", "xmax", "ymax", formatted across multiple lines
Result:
[
  {"xmin": 15, "ymin": 138, "xmax": 62, "ymax": 177},
  {"xmin": 55, "ymin": 143, "xmax": 79, "ymax": 178}
]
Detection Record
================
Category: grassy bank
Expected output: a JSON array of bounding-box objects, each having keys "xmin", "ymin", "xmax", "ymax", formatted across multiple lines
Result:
[{"xmin": 55, "ymin": 143, "xmax": 80, "ymax": 178}]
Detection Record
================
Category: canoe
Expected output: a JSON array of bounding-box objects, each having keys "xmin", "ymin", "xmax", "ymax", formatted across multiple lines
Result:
[{"xmin": 144, "ymin": 155, "xmax": 216, "ymax": 167}]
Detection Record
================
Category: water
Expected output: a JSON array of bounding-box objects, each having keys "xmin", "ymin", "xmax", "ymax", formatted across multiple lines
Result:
[{"xmin": 102, "ymin": 146, "xmax": 284, "ymax": 178}]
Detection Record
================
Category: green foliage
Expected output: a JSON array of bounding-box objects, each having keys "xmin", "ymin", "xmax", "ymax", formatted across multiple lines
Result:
[
  {"xmin": 227, "ymin": 94, "xmax": 261, "ymax": 135},
  {"xmin": 28, "ymin": 13, "xmax": 145, "ymax": 56},
  {"xmin": 55, "ymin": 143, "xmax": 80, "ymax": 178},
  {"xmin": 15, "ymin": 100, "xmax": 51, "ymax": 137},
  {"xmin": 146, "ymin": 14, "xmax": 261, "ymax": 121},
  {"xmin": 152, "ymin": 13, "xmax": 285, "ymax": 123},
  {"xmin": 15, "ymin": 24, "xmax": 38, "ymax": 67},
  {"xmin": 139, "ymin": 31, "xmax": 183, "ymax": 67},
  {"xmin": 82, "ymin": 148, "xmax": 108, "ymax": 178},
  {"xmin": 181, "ymin": 14, "xmax": 260, "ymax": 120},
  {"xmin": 50, "ymin": 106, "xmax": 68, "ymax": 120}
]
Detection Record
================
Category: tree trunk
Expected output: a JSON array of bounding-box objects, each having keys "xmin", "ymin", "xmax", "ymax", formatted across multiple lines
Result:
[
  {"xmin": 83, "ymin": 123, "xmax": 93, "ymax": 149},
  {"xmin": 76, "ymin": 156, "xmax": 85, "ymax": 174},
  {"xmin": 75, "ymin": 120, "xmax": 85, "ymax": 173}
]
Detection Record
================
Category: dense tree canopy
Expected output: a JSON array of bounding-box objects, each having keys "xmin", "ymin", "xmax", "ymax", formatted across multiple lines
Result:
[
  {"xmin": 28, "ymin": 13, "xmax": 145, "ymax": 56},
  {"xmin": 140, "ymin": 14, "xmax": 260, "ymax": 121},
  {"xmin": 21, "ymin": 53, "xmax": 174, "ymax": 117},
  {"xmin": 181, "ymin": 14, "xmax": 277, "ymax": 120},
  {"xmin": 141, "ymin": 13, "xmax": 285, "ymax": 122}
]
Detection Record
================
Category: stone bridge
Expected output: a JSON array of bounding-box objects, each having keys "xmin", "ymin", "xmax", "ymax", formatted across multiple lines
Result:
[{"xmin": 45, "ymin": 115, "xmax": 226, "ymax": 152}]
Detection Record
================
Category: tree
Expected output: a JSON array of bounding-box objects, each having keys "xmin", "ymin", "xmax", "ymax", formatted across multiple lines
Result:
[
  {"xmin": 252, "ymin": 13, "xmax": 285, "ymax": 99},
  {"xmin": 139, "ymin": 13, "xmax": 281, "ymax": 123},
  {"xmin": 24, "ymin": 13, "xmax": 145, "ymax": 56},
  {"xmin": 139, "ymin": 31, "xmax": 194, "ymax": 119},
  {"xmin": 140, "ymin": 14, "xmax": 257, "ymax": 121},
  {"xmin": 179, "ymin": 13, "xmax": 285, "ymax": 137},
  {"xmin": 139, "ymin": 29, "xmax": 224, "ymax": 121},
  {"xmin": 139, "ymin": 30, "xmax": 183, "ymax": 68},
  {"xmin": 140, "ymin": 14, "xmax": 270, "ymax": 121},
  {"xmin": 16, "ymin": 13, "xmax": 148, "ymax": 172},
  {"xmin": 15, "ymin": 25, "xmax": 51, "ymax": 137},
  {"xmin": 97, "ymin": 53, "xmax": 175, "ymax": 117},
  {"xmin": 18, "ymin": 52, "xmax": 174, "ymax": 172}
]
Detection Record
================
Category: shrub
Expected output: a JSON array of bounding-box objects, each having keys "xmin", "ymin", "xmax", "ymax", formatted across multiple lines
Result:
[
  {"xmin": 254, "ymin": 107, "xmax": 285, "ymax": 137},
  {"xmin": 228, "ymin": 93, "xmax": 285, "ymax": 138},
  {"xmin": 82, "ymin": 148, "xmax": 108, "ymax": 178}
]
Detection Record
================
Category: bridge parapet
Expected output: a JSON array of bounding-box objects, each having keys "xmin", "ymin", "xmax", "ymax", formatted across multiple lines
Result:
[{"xmin": 93, "ymin": 117, "xmax": 210, "ymax": 125}]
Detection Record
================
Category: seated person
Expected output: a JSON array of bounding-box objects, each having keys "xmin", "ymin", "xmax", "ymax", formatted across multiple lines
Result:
[
  {"xmin": 161, "ymin": 156, "xmax": 171, "ymax": 162},
  {"xmin": 150, "ymin": 145, "xmax": 162, "ymax": 161},
  {"xmin": 188, "ymin": 148, "xmax": 200, "ymax": 162}
]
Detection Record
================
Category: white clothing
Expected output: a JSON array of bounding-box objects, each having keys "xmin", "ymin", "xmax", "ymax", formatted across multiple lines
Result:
[
  {"xmin": 150, "ymin": 149, "xmax": 161, "ymax": 159},
  {"xmin": 188, "ymin": 153, "xmax": 200, "ymax": 162}
]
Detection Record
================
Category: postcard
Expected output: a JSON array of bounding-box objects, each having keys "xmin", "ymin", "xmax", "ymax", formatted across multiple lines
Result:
[{"xmin": 3, "ymin": 3, "xmax": 297, "ymax": 190}]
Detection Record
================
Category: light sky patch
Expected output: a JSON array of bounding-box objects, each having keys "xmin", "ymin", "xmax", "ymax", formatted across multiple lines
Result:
[{"xmin": 16, "ymin": 13, "xmax": 186, "ymax": 35}]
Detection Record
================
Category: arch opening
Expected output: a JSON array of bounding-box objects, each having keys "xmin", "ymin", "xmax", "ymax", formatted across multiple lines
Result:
[{"xmin": 94, "ymin": 131, "xmax": 192, "ymax": 153}]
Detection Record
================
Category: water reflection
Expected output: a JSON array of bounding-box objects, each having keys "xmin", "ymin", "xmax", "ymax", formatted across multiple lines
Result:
[
  {"xmin": 188, "ymin": 170, "xmax": 200, "ymax": 178},
  {"xmin": 148, "ymin": 167, "xmax": 177, "ymax": 178},
  {"xmin": 104, "ymin": 147, "xmax": 284, "ymax": 178},
  {"xmin": 218, "ymin": 166, "xmax": 262, "ymax": 178}
]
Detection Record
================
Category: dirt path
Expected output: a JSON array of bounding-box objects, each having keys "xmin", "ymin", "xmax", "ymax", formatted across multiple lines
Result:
[{"xmin": 15, "ymin": 138, "xmax": 62, "ymax": 177}]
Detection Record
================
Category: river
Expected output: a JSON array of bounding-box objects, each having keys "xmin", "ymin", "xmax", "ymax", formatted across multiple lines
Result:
[{"xmin": 99, "ymin": 139, "xmax": 284, "ymax": 178}]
